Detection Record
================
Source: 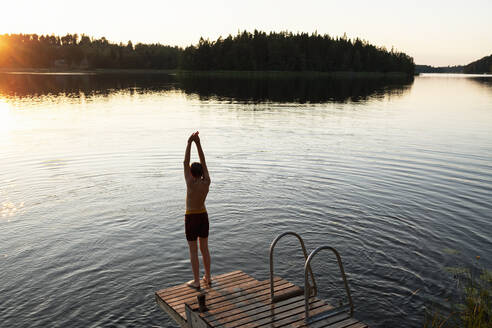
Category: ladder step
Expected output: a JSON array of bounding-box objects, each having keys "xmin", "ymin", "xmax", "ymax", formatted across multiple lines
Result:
[{"xmin": 272, "ymin": 286, "xmax": 304, "ymax": 303}]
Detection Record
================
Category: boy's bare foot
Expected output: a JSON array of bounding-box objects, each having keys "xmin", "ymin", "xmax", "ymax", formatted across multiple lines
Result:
[
  {"xmin": 202, "ymin": 276, "xmax": 212, "ymax": 286},
  {"xmin": 187, "ymin": 280, "xmax": 200, "ymax": 289}
]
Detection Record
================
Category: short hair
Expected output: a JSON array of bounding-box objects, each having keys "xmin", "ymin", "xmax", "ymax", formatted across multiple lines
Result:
[{"xmin": 190, "ymin": 162, "xmax": 203, "ymax": 178}]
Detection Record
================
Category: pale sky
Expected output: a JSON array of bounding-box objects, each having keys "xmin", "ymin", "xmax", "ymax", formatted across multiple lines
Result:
[{"xmin": 1, "ymin": 0, "xmax": 491, "ymax": 66}]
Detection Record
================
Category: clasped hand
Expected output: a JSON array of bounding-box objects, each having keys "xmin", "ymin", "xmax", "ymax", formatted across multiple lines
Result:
[{"xmin": 188, "ymin": 131, "xmax": 200, "ymax": 144}]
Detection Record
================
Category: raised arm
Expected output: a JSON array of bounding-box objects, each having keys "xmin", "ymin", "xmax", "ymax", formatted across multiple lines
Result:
[
  {"xmin": 195, "ymin": 134, "xmax": 210, "ymax": 183},
  {"xmin": 183, "ymin": 133, "xmax": 194, "ymax": 182}
]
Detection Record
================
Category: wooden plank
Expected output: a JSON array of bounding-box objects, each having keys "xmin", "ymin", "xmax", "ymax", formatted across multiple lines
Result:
[
  {"xmin": 220, "ymin": 299, "xmax": 328, "ymax": 328},
  {"xmin": 292, "ymin": 313, "xmax": 351, "ymax": 328},
  {"xmin": 200, "ymin": 288, "xmax": 300, "ymax": 325},
  {"xmin": 185, "ymin": 303, "xmax": 214, "ymax": 328},
  {"xmin": 324, "ymin": 321, "xmax": 366, "ymax": 328},
  {"xmin": 208, "ymin": 296, "xmax": 310, "ymax": 327},
  {"xmin": 162, "ymin": 271, "xmax": 251, "ymax": 299},
  {"xmin": 155, "ymin": 293, "xmax": 187, "ymax": 328},
  {"xmin": 195, "ymin": 277, "xmax": 294, "ymax": 309},
  {"xmin": 168, "ymin": 276, "xmax": 259, "ymax": 311},
  {"xmin": 164, "ymin": 277, "xmax": 256, "ymax": 304},
  {"xmin": 321, "ymin": 319, "xmax": 361, "ymax": 328},
  {"xmin": 155, "ymin": 271, "xmax": 369, "ymax": 328},
  {"xmin": 186, "ymin": 279, "xmax": 297, "ymax": 322},
  {"xmin": 157, "ymin": 270, "xmax": 242, "ymax": 295},
  {"xmin": 202, "ymin": 284, "xmax": 303, "ymax": 321},
  {"xmin": 203, "ymin": 285, "xmax": 303, "ymax": 322},
  {"xmin": 165, "ymin": 273, "xmax": 257, "ymax": 305},
  {"xmin": 235, "ymin": 301, "xmax": 332, "ymax": 328},
  {"xmin": 195, "ymin": 278, "xmax": 291, "ymax": 312},
  {"xmin": 155, "ymin": 270, "xmax": 255, "ymax": 324},
  {"xmin": 174, "ymin": 278, "xmax": 290, "ymax": 318},
  {"xmin": 159, "ymin": 271, "xmax": 251, "ymax": 300},
  {"xmin": 158, "ymin": 272, "xmax": 246, "ymax": 298}
]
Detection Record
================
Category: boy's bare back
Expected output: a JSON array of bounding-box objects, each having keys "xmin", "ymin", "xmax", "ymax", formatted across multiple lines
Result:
[
  {"xmin": 183, "ymin": 131, "xmax": 211, "ymax": 214},
  {"xmin": 185, "ymin": 178, "xmax": 209, "ymax": 213}
]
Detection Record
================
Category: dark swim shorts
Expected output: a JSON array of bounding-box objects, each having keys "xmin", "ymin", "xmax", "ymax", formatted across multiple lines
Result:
[{"xmin": 185, "ymin": 212, "xmax": 209, "ymax": 241}]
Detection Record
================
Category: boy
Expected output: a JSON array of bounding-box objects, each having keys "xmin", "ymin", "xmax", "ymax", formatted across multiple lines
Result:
[{"xmin": 183, "ymin": 131, "xmax": 211, "ymax": 289}]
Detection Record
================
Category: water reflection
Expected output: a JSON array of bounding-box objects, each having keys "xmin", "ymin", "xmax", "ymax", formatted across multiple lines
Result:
[
  {"xmin": 1, "ymin": 201, "xmax": 23, "ymax": 218},
  {"xmin": 469, "ymin": 76, "xmax": 492, "ymax": 89},
  {"xmin": 0, "ymin": 73, "xmax": 176, "ymax": 98},
  {"xmin": 0, "ymin": 73, "xmax": 491, "ymax": 328},
  {"xmin": 0, "ymin": 72, "xmax": 413, "ymax": 103},
  {"xmin": 178, "ymin": 74, "xmax": 413, "ymax": 103}
]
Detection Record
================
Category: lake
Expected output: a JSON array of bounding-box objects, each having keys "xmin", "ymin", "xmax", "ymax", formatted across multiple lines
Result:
[{"xmin": 0, "ymin": 72, "xmax": 491, "ymax": 327}]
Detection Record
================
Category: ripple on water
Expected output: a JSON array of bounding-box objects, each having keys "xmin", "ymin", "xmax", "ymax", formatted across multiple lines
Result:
[{"xmin": 1, "ymin": 75, "xmax": 492, "ymax": 328}]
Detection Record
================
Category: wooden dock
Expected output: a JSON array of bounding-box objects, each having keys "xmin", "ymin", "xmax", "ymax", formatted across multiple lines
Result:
[{"xmin": 155, "ymin": 270, "xmax": 368, "ymax": 328}]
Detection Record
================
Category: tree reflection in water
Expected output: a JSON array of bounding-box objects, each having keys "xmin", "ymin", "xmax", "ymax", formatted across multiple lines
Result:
[{"xmin": 0, "ymin": 72, "xmax": 413, "ymax": 103}]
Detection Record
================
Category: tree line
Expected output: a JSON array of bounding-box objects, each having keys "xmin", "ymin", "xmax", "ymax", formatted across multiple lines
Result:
[
  {"xmin": 0, "ymin": 34, "xmax": 180, "ymax": 69},
  {"xmin": 0, "ymin": 31, "xmax": 415, "ymax": 74},
  {"xmin": 181, "ymin": 31, "xmax": 414, "ymax": 75},
  {"xmin": 415, "ymin": 65, "xmax": 464, "ymax": 74},
  {"xmin": 463, "ymin": 54, "xmax": 492, "ymax": 74}
]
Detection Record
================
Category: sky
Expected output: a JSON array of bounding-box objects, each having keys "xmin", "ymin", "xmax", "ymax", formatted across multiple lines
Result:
[{"xmin": 1, "ymin": 0, "xmax": 491, "ymax": 66}]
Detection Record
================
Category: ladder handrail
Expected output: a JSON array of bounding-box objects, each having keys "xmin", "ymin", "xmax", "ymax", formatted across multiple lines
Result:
[
  {"xmin": 304, "ymin": 246, "xmax": 354, "ymax": 319},
  {"xmin": 269, "ymin": 232, "xmax": 317, "ymax": 302}
]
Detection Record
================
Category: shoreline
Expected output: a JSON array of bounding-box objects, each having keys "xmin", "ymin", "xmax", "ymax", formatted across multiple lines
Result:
[
  {"xmin": 0, "ymin": 68, "xmax": 412, "ymax": 78},
  {"xmin": 0, "ymin": 68, "xmax": 178, "ymax": 75}
]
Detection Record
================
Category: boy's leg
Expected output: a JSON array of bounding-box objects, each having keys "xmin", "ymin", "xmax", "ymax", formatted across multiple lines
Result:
[
  {"xmin": 187, "ymin": 240, "xmax": 200, "ymax": 288},
  {"xmin": 199, "ymin": 237, "xmax": 211, "ymax": 282}
]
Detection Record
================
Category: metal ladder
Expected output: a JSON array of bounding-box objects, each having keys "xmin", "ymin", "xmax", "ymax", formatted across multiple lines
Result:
[
  {"xmin": 269, "ymin": 232, "xmax": 318, "ymax": 303},
  {"xmin": 269, "ymin": 232, "xmax": 354, "ymax": 320}
]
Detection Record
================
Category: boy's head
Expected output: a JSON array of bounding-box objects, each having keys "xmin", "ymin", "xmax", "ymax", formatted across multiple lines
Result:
[{"xmin": 190, "ymin": 162, "xmax": 203, "ymax": 178}]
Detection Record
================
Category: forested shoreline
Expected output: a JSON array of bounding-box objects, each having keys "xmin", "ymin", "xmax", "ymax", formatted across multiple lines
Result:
[
  {"xmin": 463, "ymin": 54, "xmax": 492, "ymax": 74},
  {"xmin": 180, "ymin": 31, "xmax": 415, "ymax": 74},
  {"xmin": 0, "ymin": 31, "xmax": 415, "ymax": 74},
  {"xmin": 0, "ymin": 34, "xmax": 180, "ymax": 69},
  {"xmin": 415, "ymin": 65, "xmax": 464, "ymax": 74}
]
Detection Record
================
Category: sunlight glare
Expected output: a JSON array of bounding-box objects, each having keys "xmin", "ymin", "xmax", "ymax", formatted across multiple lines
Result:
[{"xmin": 0, "ymin": 99, "xmax": 14, "ymax": 132}]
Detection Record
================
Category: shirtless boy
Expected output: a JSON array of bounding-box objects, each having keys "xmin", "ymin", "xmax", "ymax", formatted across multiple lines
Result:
[{"xmin": 183, "ymin": 131, "xmax": 211, "ymax": 289}]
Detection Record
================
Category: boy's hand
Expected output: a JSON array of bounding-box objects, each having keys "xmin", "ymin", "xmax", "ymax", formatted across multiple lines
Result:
[
  {"xmin": 188, "ymin": 133, "xmax": 194, "ymax": 144},
  {"xmin": 188, "ymin": 131, "xmax": 200, "ymax": 143}
]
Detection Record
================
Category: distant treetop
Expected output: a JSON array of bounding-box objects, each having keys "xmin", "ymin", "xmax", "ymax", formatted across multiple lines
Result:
[
  {"xmin": 463, "ymin": 54, "xmax": 492, "ymax": 74},
  {"xmin": 0, "ymin": 33, "xmax": 180, "ymax": 70},
  {"xmin": 0, "ymin": 31, "xmax": 415, "ymax": 75},
  {"xmin": 181, "ymin": 30, "xmax": 415, "ymax": 75}
]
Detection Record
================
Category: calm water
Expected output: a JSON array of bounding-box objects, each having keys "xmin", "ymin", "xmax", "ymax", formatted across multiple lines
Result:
[{"xmin": 0, "ymin": 73, "xmax": 491, "ymax": 327}]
